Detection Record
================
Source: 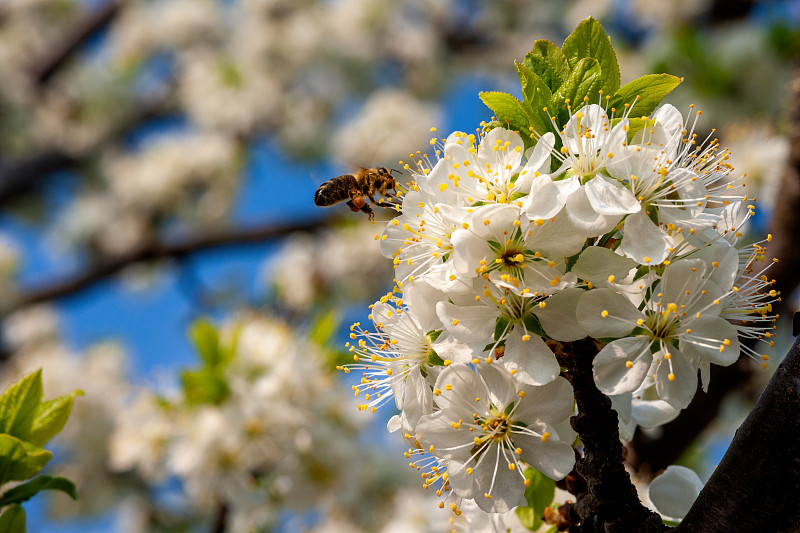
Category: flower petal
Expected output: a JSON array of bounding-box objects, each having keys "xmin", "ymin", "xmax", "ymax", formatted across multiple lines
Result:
[
  {"xmin": 592, "ymin": 337, "xmax": 653, "ymax": 395},
  {"xmin": 585, "ymin": 176, "xmax": 641, "ymax": 216},
  {"xmin": 534, "ymin": 288, "xmax": 587, "ymax": 342},
  {"xmin": 620, "ymin": 210, "xmax": 674, "ymax": 265},
  {"xmin": 566, "ymin": 186, "xmax": 622, "ymax": 236},
  {"xmin": 648, "ymin": 465, "xmax": 704, "ymax": 520},
  {"xmin": 576, "ymin": 289, "xmax": 641, "ymax": 338}
]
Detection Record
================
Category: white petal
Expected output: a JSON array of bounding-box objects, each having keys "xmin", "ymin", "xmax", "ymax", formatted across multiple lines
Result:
[
  {"xmin": 472, "ymin": 448, "xmax": 527, "ymax": 513},
  {"xmin": 681, "ymin": 317, "xmax": 740, "ymax": 367},
  {"xmin": 576, "ymin": 289, "xmax": 641, "ymax": 338},
  {"xmin": 566, "ymin": 186, "xmax": 622, "ymax": 236},
  {"xmin": 477, "ymin": 363, "xmax": 518, "ymax": 408},
  {"xmin": 585, "ymin": 176, "xmax": 641, "ymax": 215},
  {"xmin": 648, "ymin": 465, "xmax": 704, "ymax": 520},
  {"xmin": 654, "ymin": 348, "xmax": 698, "ymax": 410},
  {"xmin": 402, "ymin": 279, "xmax": 445, "ymax": 332},
  {"xmin": 524, "ymin": 175, "xmax": 564, "ymax": 221},
  {"xmin": 416, "ymin": 411, "xmax": 474, "ymax": 460},
  {"xmin": 516, "ymin": 430, "xmax": 576, "ymax": 481},
  {"xmin": 387, "ymin": 415, "xmax": 402, "ymax": 433},
  {"xmin": 528, "ymin": 208, "xmax": 587, "ymax": 259},
  {"xmin": 592, "ymin": 337, "xmax": 653, "ymax": 395},
  {"xmin": 450, "ymin": 228, "xmax": 486, "ymax": 277},
  {"xmin": 570, "ymin": 246, "xmax": 638, "ymax": 286},
  {"xmin": 503, "ymin": 332, "xmax": 560, "ymax": 386},
  {"xmin": 436, "ymin": 301, "xmax": 497, "ymax": 343},
  {"xmin": 396, "ymin": 368, "xmax": 433, "ymax": 430},
  {"xmin": 515, "ymin": 376, "xmax": 574, "ymax": 425},
  {"xmin": 518, "ymin": 132, "xmax": 555, "ymax": 191},
  {"xmin": 534, "ymin": 288, "xmax": 587, "ymax": 342},
  {"xmin": 620, "ymin": 210, "xmax": 674, "ymax": 265},
  {"xmin": 631, "ymin": 398, "xmax": 681, "ymax": 428}
]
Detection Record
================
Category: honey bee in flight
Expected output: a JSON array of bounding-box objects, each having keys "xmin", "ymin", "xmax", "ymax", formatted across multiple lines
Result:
[{"xmin": 314, "ymin": 166, "xmax": 401, "ymax": 221}]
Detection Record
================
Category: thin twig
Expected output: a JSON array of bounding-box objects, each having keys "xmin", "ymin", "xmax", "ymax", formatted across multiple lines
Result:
[
  {"xmin": 2, "ymin": 216, "xmax": 333, "ymax": 317},
  {"xmin": 30, "ymin": 0, "xmax": 127, "ymax": 87}
]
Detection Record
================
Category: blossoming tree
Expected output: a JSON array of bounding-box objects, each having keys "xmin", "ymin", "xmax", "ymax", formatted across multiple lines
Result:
[
  {"xmin": 1, "ymin": 4, "xmax": 800, "ymax": 533},
  {"xmin": 340, "ymin": 17, "xmax": 798, "ymax": 532}
]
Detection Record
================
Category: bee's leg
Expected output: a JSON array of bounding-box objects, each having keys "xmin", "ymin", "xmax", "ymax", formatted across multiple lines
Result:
[{"xmin": 347, "ymin": 197, "xmax": 374, "ymax": 220}]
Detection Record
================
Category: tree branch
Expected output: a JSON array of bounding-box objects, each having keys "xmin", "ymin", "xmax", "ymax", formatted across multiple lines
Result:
[
  {"xmin": 29, "ymin": 0, "xmax": 127, "ymax": 87},
  {"xmin": 676, "ymin": 334, "xmax": 800, "ymax": 532},
  {"xmin": 2, "ymin": 216, "xmax": 333, "ymax": 317},
  {"xmin": 554, "ymin": 339, "xmax": 669, "ymax": 533}
]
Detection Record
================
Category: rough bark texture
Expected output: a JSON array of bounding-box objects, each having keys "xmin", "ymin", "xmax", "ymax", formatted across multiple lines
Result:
[
  {"xmin": 676, "ymin": 335, "xmax": 800, "ymax": 532},
  {"xmin": 556, "ymin": 339, "xmax": 669, "ymax": 533}
]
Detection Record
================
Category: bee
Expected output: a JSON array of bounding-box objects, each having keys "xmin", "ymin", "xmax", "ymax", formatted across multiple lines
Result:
[{"xmin": 314, "ymin": 166, "xmax": 401, "ymax": 221}]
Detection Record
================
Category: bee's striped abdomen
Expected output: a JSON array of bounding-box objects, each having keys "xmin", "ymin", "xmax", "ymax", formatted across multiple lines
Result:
[{"xmin": 314, "ymin": 175, "xmax": 357, "ymax": 206}]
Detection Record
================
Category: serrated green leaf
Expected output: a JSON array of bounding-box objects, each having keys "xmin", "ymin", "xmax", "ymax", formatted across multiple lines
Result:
[
  {"xmin": 0, "ymin": 475, "xmax": 77, "ymax": 507},
  {"xmin": 0, "ymin": 435, "xmax": 52, "ymax": 485},
  {"xmin": 515, "ymin": 467, "xmax": 556, "ymax": 530},
  {"xmin": 181, "ymin": 369, "xmax": 229, "ymax": 406},
  {"xmin": 608, "ymin": 74, "xmax": 682, "ymax": 118},
  {"xmin": 553, "ymin": 57, "xmax": 601, "ymax": 120},
  {"xmin": 523, "ymin": 40, "xmax": 570, "ymax": 92},
  {"xmin": 479, "ymin": 92, "xmax": 532, "ymax": 137},
  {"xmin": 561, "ymin": 17, "xmax": 620, "ymax": 95},
  {"xmin": 27, "ymin": 390, "xmax": 82, "ymax": 447},
  {"xmin": 189, "ymin": 320, "xmax": 221, "ymax": 367},
  {"xmin": 0, "ymin": 504, "xmax": 24, "ymax": 533},
  {"xmin": 0, "ymin": 371, "xmax": 43, "ymax": 441},
  {"xmin": 514, "ymin": 62, "xmax": 552, "ymax": 138}
]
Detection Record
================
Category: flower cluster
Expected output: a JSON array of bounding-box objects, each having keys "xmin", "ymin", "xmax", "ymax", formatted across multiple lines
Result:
[
  {"xmin": 109, "ymin": 315, "xmax": 399, "ymax": 532},
  {"xmin": 345, "ymin": 102, "xmax": 777, "ymax": 514}
]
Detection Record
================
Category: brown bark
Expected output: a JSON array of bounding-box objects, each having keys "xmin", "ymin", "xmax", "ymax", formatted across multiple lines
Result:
[{"xmin": 676, "ymin": 335, "xmax": 800, "ymax": 533}]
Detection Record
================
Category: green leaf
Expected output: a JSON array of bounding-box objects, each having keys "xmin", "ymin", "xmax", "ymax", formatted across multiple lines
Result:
[
  {"xmin": 189, "ymin": 320, "xmax": 221, "ymax": 367},
  {"xmin": 553, "ymin": 57, "xmax": 602, "ymax": 119},
  {"xmin": 0, "ymin": 475, "xmax": 77, "ymax": 507},
  {"xmin": 479, "ymin": 91, "xmax": 532, "ymax": 137},
  {"xmin": 494, "ymin": 317, "xmax": 511, "ymax": 341},
  {"xmin": 426, "ymin": 329, "xmax": 443, "ymax": 343},
  {"xmin": 515, "ymin": 467, "xmax": 556, "ymax": 530},
  {"xmin": 608, "ymin": 74, "xmax": 682, "ymax": 119},
  {"xmin": 522, "ymin": 313, "xmax": 545, "ymax": 338},
  {"xmin": 523, "ymin": 40, "xmax": 571, "ymax": 92},
  {"xmin": 0, "ymin": 505, "xmax": 24, "ymax": 533},
  {"xmin": 181, "ymin": 369, "xmax": 229, "ymax": 406},
  {"xmin": 514, "ymin": 62, "xmax": 552, "ymax": 138},
  {"xmin": 0, "ymin": 435, "xmax": 52, "ymax": 485},
  {"xmin": 0, "ymin": 370, "xmax": 43, "ymax": 441},
  {"xmin": 561, "ymin": 17, "xmax": 620, "ymax": 95},
  {"xmin": 309, "ymin": 311, "xmax": 341, "ymax": 348},
  {"xmin": 27, "ymin": 390, "xmax": 82, "ymax": 447}
]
